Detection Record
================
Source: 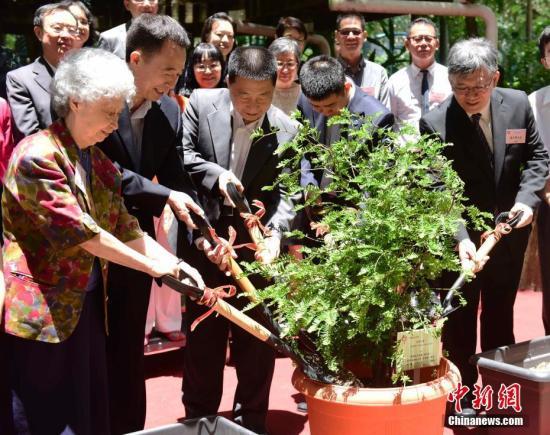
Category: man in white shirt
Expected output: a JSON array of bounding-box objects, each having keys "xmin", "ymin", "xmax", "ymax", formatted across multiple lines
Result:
[
  {"xmin": 529, "ymin": 26, "xmax": 550, "ymax": 335},
  {"xmin": 181, "ymin": 46, "xmax": 298, "ymax": 434},
  {"xmin": 387, "ymin": 17, "xmax": 452, "ymax": 132},
  {"xmin": 97, "ymin": 14, "xmax": 203, "ymax": 435},
  {"xmin": 98, "ymin": 0, "xmax": 158, "ymax": 59},
  {"xmin": 334, "ymin": 13, "xmax": 389, "ymax": 105}
]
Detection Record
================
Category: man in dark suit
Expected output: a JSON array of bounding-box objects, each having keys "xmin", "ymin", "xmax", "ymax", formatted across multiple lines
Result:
[
  {"xmin": 180, "ymin": 46, "xmax": 298, "ymax": 434},
  {"xmin": 98, "ymin": 0, "xmax": 158, "ymax": 59},
  {"xmin": 297, "ymin": 55, "xmax": 394, "ymax": 189},
  {"xmin": 97, "ymin": 14, "xmax": 202, "ymax": 435},
  {"xmin": 6, "ymin": 3, "xmax": 80, "ymax": 141},
  {"xmin": 419, "ymin": 38, "xmax": 549, "ymax": 416}
]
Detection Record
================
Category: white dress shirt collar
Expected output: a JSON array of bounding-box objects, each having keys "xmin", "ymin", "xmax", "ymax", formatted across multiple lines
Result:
[
  {"xmin": 129, "ymin": 100, "xmax": 153, "ymax": 156},
  {"xmin": 227, "ymin": 102, "xmax": 266, "ymax": 183},
  {"xmin": 410, "ymin": 60, "xmax": 436, "ymax": 77}
]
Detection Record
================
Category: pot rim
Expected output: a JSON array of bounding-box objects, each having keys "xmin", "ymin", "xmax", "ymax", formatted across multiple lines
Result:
[{"xmin": 292, "ymin": 357, "xmax": 461, "ymax": 406}]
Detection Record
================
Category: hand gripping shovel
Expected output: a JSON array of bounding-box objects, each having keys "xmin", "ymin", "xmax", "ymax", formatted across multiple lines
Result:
[
  {"xmin": 438, "ymin": 210, "xmax": 524, "ymax": 318},
  {"xmin": 189, "ymin": 199, "xmax": 361, "ymax": 384},
  {"xmin": 223, "ymin": 184, "xmax": 364, "ymax": 382},
  {"xmin": 226, "ymin": 182, "xmax": 266, "ymax": 247},
  {"xmin": 191, "ymin": 210, "xmax": 261, "ymax": 303},
  {"xmin": 191, "ymin": 210, "xmax": 297, "ymax": 345},
  {"xmin": 161, "ymin": 273, "xmax": 335, "ymax": 384}
]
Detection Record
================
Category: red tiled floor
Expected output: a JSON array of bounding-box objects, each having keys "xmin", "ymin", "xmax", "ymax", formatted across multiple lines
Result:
[{"xmin": 144, "ymin": 289, "xmax": 544, "ymax": 434}]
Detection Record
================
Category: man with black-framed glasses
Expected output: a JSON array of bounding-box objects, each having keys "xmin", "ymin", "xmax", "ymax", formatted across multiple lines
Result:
[
  {"xmin": 334, "ymin": 13, "xmax": 389, "ymax": 105},
  {"xmin": 6, "ymin": 3, "xmax": 80, "ymax": 141},
  {"xmin": 98, "ymin": 0, "xmax": 158, "ymax": 59},
  {"xmin": 386, "ymin": 17, "xmax": 452, "ymax": 132},
  {"xmin": 420, "ymin": 38, "xmax": 548, "ymax": 418}
]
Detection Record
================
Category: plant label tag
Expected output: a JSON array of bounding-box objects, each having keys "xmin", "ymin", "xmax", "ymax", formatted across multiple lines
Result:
[
  {"xmin": 397, "ymin": 327, "xmax": 441, "ymax": 371},
  {"xmin": 506, "ymin": 129, "xmax": 526, "ymax": 144}
]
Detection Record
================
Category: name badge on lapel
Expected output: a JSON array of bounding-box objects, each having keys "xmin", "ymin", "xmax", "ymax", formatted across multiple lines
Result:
[
  {"xmin": 429, "ymin": 91, "xmax": 446, "ymax": 104},
  {"xmin": 506, "ymin": 129, "xmax": 527, "ymax": 144},
  {"xmin": 362, "ymin": 86, "xmax": 375, "ymax": 97}
]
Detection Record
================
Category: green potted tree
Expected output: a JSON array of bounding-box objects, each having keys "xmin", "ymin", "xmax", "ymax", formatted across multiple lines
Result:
[{"xmin": 245, "ymin": 111, "xmax": 488, "ymax": 435}]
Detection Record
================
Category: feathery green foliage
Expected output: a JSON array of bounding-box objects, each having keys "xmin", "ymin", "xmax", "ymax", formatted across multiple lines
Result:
[{"xmin": 246, "ymin": 111, "xmax": 488, "ymax": 386}]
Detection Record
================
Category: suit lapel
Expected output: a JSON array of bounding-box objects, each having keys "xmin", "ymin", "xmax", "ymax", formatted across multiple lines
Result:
[
  {"xmin": 241, "ymin": 116, "xmax": 277, "ymax": 188},
  {"xmin": 33, "ymin": 57, "xmax": 53, "ymax": 93},
  {"xmin": 115, "ymin": 105, "xmax": 140, "ymax": 170},
  {"xmin": 207, "ymin": 103, "xmax": 231, "ymax": 169},
  {"xmin": 51, "ymin": 125, "xmax": 94, "ymax": 215},
  {"xmin": 490, "ymin": 91, "xmax": 507, "ymax": 187}
]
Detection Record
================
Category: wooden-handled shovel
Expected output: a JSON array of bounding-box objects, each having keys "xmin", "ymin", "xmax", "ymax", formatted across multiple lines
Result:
[
  {"xmin": 161, "ymin": 273, "xmax": 336, "ymax": 384},
  {"xmin": 226, "ymin": 182, "xmax": 266, "ymax": 247},
  {"xmin": 439, "ymin": 210, "xmax": 524, "ymax": 318}
]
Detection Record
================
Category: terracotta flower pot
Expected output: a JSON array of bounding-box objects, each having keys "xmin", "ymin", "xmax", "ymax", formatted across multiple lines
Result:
[{"xmin": 292, "ymin": 357, "xmax": 460, "ymax": 435}]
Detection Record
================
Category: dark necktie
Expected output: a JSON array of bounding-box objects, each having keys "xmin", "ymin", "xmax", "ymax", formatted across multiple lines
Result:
[
  {"xmin": 421, "ymin": 69, "xmax": 430, "ymax": 115},
  {"xmin": 471, "ymin": 113, "xmax": 493, "ymax": 169}
]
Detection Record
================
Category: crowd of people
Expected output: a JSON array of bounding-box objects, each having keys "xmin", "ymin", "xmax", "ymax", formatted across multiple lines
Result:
[{"xmin": 0, "ymin": 1, "xmax": 549, "ymax": 434}]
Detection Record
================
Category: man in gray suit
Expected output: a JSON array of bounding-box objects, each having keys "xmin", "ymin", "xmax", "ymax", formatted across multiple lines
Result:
[
  {"xmin": 180, "ymin": 46, "xmax": 298, "ymax": 434},
  {"xmin": 420, "ymin": 38, "xmax": 548, "ymax": 416},
  {"xmin": 6, "ymin": 3, "xmax": 81, "ymax": 141},
  {"xmin": 98, "ymin": 0, "xmax": 158, "ymax": 59}
]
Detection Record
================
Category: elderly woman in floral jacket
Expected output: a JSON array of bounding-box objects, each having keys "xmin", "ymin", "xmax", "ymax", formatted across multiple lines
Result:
[{"xmin": 1, "ymin": 48, "xmax": 203, "ymax": 435}]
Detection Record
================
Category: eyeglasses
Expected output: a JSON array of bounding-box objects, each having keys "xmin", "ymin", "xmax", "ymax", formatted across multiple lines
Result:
[
  {"xmin": 195, "ymin": 62, "xmax": 222, "ymax": 72},
  {"xmin": 284, "ymin": 34, "xmax": 305, "ymax": 43},
  {"xmin": 337, "ymin": 28, "xmax": 363, "ymax": 37},
  {"xmin": 45, "ymin": 23, "xmax": 80, "ymax": 36},
  {"xmin": 214, "ymin": 32, "xmax": 234, "ymax": 40},
  {"xmin": 451, "ymin": 76, "xmax": 495, "ymax": 95},
  {"xmin": 408, "ymin": 35, "xmax": 437, "ymax": 44},
  {"xmin": 131, "ymin": 0, "xmax": 158, "ymax": 3},
  {"xmin": 277, "ymin": 60, "xmax": 298, "ymax": 70}
]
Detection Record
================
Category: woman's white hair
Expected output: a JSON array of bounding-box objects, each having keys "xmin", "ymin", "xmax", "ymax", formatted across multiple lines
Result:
[{"xmin": 51, "ymin": 48, "xmax": 135, "ymax": 117}]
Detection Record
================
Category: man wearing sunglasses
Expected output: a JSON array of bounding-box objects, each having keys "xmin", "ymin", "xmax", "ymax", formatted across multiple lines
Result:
[
  {"xmin": 420, "ymin": 38, "xmax": 548, "ymax": 418},
  {"xmin": 386, "ymin": 17, "xmax": 452, "ymax": 132},
  {"xmin": 334, "ymin": 13, "xmax": 389, "ymax": 106},
  {"xmin": 98, "ymin": 0, "xmax": 158, "ymax": 59}
]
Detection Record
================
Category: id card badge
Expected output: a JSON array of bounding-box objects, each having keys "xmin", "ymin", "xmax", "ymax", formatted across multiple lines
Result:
[
  {"xmin": 506, "ymin": 129, "xmax": 527, "ymax": 144},
  {"xmin": 429, "ymin": 91, "xmax": 446, "ymax": 104},
  {"xmin": 362, "ymin": 86, "xmax": 376, "ymax": 97}
]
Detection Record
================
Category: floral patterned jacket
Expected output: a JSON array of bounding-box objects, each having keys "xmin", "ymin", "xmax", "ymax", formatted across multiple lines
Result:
[{"xmin": 2, "ymin": 120, "xmax": 143, "ymax": 343}]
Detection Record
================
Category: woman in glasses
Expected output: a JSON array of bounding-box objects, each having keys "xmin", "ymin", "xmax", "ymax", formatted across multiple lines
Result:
[
  {"xmin": 179, "ymin": 43, "xmax": 225, "ymax": 99},
  {"xmin": 60, "ymin": 0, "xmax": 98, "ymax": 48},
  {"xmin": 268, "ymin": 37, "xmax": 301, "ymax": 116}
]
